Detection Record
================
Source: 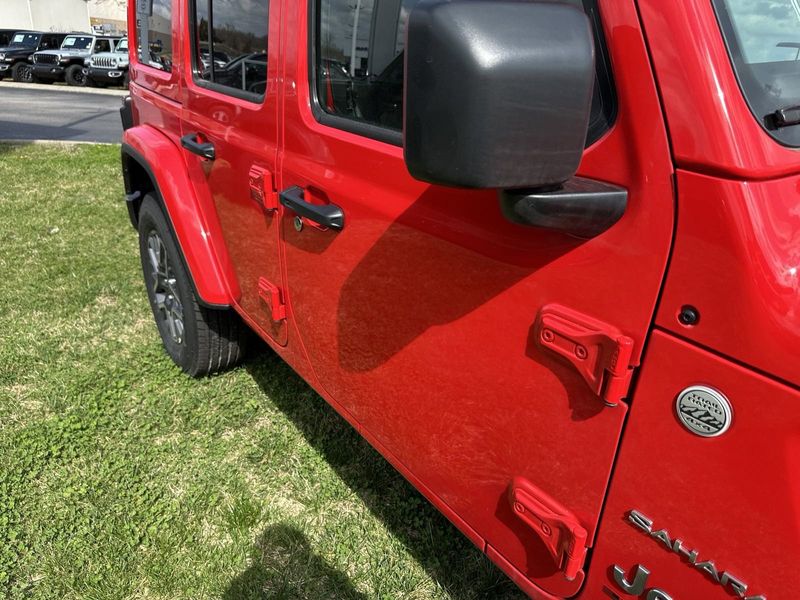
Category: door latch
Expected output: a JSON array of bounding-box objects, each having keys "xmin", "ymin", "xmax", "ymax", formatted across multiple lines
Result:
[
  {"xmin": 535, "ymin": 304, "xmax": 636, "ymax": 406},
  {"xmin": 258, "ymin": 277, "xmax": 286, "ymax": 322},
  {"xmin": 508, "ymin": 477, "xmax": 588, "ymax": 582},
  {"xmin": 249, "ymin": 166, "xmax": 278, "ymax": 211}
]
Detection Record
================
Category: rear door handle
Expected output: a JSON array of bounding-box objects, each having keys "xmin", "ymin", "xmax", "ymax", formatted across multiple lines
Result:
[
  {"xmin": 279, "ymin": 186, "xmax": 344, "ymax": 231},
  {"xmin": 180, "ymin": 133, "xmax": 215, "ymax": 160}
]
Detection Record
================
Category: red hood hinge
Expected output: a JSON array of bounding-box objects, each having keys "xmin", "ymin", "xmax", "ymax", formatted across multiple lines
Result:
[{"xmin": 535, "ymin": 304, "xmax": 637, "ymax": 407}]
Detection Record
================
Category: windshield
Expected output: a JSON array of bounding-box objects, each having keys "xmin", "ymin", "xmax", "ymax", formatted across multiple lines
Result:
[
  {"xmin": 61, "ymin": 36, "xmax": 93, "ymax": 51},
  {"xmin": 10, "ymin": 33, "xmax": 39, "ymax": 48},
  {"xmin": 116, "ymin": 39, "xmax": 128, "ymax": 53},
  {"xmin": 713, "ymin": 0, "xmax": 800, "ymax": 146}
]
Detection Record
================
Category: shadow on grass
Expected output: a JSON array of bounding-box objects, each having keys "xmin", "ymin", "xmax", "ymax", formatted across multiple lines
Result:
[
  {"xmin": 223, "ymin": 524, "xmax": 367, "ymax": 600},
  {"xmin": 243, "ymin": 350, "xmax": 524, "ymax": 599},
  {"xmin": 0, "ymin": 140, "xmax": 30, "ymax": 156}
]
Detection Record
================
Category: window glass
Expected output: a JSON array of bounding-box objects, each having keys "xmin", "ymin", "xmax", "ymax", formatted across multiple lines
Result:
[
  {"xmin": 95, "ymin": 39, "xmax": 112, "ymax": 54},
  {"xmin": 317, "ymin": 0, "xmax": 417, "ymax": 130},
  {"xmin": 117, "ymin": 39, "xmax": 128, "ymax": 53},
  {"xmin": 713, "ymin": 0, "xmax": 800, "ymax": 146},
  {"xmin": 42, "ymin": 35, "xmax": 60, "ymax": 50},
  {"xmin": 136, "ymin": 0, "xmax": 173, "ymax": 72},
  {"xmin": 724, "ymin": 0, "xmax": 800, "ymax": 63},
  {"xmin": 193, "ymin": 0, "xmax": 269, "ymax": 98},
  {"xmin": 11, "ymin": 33, "xmax": 39, "ymax": 48},
  {"xmin": 62, "ymin": 36, "xmax": 93, "ymax": 50},
  {"xmin": 314, "ymin": 0, "xmax": 615, "ymax": 142}
]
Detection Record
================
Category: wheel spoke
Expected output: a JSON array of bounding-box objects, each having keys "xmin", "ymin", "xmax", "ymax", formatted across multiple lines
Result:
[
  {"xmin": 174, "ymin": 317, "xmax": 184, "ymax": 343},
  {"xmin": 158, "ymin": 239, "xmax": 167, "ymax": 275},
  {"xmin": 154, "ymin": 291, "xmax": 167, "ymax": 311},
  {"xmin": 166, "ymin": 310, "xmax": 178, "ymax": 340},
  {"xmin": 145, "ymin": 230, "xmax": 185, "ymax": 346}
]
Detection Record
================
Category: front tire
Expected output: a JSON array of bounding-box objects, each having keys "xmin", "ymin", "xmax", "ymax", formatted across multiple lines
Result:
[
  {"xmin": 12, "ymin": 62, "xmax": 33, "ymax": 83},
  {"xmin": 137, "ymin": 195, "xmax": 249, "ymax": 376},
  {"xmin": 65, "ymin": 64, "xmax": 86, "ymax": 86}
]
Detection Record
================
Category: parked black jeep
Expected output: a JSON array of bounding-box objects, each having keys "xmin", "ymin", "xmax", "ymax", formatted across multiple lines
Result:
[{"xmin": 0, "ymin": 32, "xmax": 67, "ymax": 82}]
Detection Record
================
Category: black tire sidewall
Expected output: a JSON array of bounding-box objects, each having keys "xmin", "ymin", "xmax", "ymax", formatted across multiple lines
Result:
[
  {"xmin": 65, "ymin": 64, "xmax": 84, "ymax": 86},
  {"xmin": 11, "ymin": 62, "xmax": 29, "ymax": 82},
  {"xmin": 137, "ymin": 197, "xmax": 201, "ymax": 374}
]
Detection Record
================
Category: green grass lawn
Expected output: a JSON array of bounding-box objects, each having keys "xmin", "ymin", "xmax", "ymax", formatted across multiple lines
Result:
[{"xmin": 0, "ymin": 143, "xmax": 524, "ymax": 600}]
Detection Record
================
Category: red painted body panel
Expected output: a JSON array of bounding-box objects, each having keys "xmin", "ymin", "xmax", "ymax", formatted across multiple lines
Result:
[
  {"xmin": 178, "ymin": 0, "xmax": 286, "ymax": 343},
  {"xmin": 122, "ymin": 124, "xmax": 239, "ymax": 306},
  {"xmin": 637, "ymin": 0, "xmax": 800, "ymax": 180},
  {"xmin": 122, "ymin": 0, "xmax": 800, "ymax": 597},
  {"xmin": 277, "ymin": 0, "xmax": 674, "ymax": 595},
  {"xmin": 127, "ymin": 0, "xmax": 181, "ymax": 104},
  {"xmin": 126, "ymin": 0, "xmax": 240, "ymax": 307},
  {"xmin": 584, "ymin": 330, "xmax": 800, "ymax": 600},
  {"xmin": 656, "ymin": 170, "xmax": 800, "ymax": 387}
]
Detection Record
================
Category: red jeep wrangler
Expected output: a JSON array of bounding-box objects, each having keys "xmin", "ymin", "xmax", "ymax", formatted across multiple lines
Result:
[{"xmin": 120, "ymin": 0, "xmax": 799, "ymax": 597}]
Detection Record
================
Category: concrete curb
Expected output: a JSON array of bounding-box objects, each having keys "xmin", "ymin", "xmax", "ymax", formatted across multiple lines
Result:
[{"xmin": 0, "ymin": 80, "xmax": 128, "ymax": 97}]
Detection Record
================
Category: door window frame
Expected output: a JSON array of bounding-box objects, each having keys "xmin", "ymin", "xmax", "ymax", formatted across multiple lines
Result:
[
  {"xmin": 187, "ymin": 0, "xmax": 269, "ymax": 104},
  {"xmin": 307, "ymin": 0, "xmax": 401, "ymax": 145},
  {"xmin": 306, "ymin": 0, "xmax": 617, "ymax": 148},
  {"xmin": 132, "ymin": 0, "xmax": 176, "ymax": 79}
]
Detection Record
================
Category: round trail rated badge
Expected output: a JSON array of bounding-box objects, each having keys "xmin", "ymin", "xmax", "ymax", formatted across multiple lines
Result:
[{"xmin": 675, "ymin": 386, "xmax": 732, "ymax": 437}]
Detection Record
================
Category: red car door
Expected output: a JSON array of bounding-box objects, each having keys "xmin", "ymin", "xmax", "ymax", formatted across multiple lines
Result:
[
  {"xmin": 179, "ymin": 0, "xmax": 286, "ymax": 344},
  {"xmin": 278, "ymin": 0, "xmax": 674, "ymax": 595}
]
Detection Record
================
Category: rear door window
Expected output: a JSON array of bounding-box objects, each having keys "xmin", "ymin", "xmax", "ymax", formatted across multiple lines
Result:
[
  {"xmin": 190, "ymin": 0, "xmax": 269, "ymax": 100},
  {"xmin": 41, "ymin": 35, "xmax": 60, "ymax": 50},
  {"xmin": 136, "ymin": 0, "xmax": 173, "ymax": 71},
  {"xmin": 713, "ymin": 0, "xmax": 800, "ymax": 146}
]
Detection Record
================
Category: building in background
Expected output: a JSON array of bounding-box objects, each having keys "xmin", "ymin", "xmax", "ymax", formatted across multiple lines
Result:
[{"xmin": 1, "ymin": 0, "xmax": 126, "ymax": 35}]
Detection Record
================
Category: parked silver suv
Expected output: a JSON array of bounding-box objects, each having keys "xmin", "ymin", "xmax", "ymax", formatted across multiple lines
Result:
[
  {"xmin": 85, "ymin": 37, "xmax": 129, "ymax": 88},
  {"xmin": 31, "ymin": 34, "xmax": 121, "ymax": 86}
]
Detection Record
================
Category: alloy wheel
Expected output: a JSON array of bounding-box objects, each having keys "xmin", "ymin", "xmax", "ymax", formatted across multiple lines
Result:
[{"xmin": 146, "ymin": 231, "xmax": 184, "ymax": 345}]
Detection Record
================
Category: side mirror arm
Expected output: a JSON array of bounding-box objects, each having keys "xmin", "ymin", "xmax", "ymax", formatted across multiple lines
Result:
[{"xmin": 498, "ymin": 177, "xmax": 628, "ymax": 238}]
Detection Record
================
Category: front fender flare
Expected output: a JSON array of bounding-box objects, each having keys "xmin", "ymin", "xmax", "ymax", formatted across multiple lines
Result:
[{"xmin": 121, "ymin": 126, "xmax": 239, "ymax": 307}]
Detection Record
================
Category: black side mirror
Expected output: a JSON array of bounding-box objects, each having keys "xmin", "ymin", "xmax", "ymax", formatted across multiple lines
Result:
[
  {"xmin": 403, "ymin": 1, "xmax": 627, "ymax": 237},
  {"xmin": 403, "ymin": 0, "xmax": 595, "ymax": 189}
]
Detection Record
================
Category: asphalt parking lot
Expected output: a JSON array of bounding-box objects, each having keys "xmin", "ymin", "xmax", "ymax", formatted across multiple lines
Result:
[{"xmin": 0, "ymin": 82, "xmax": 125, "ymax": 143}]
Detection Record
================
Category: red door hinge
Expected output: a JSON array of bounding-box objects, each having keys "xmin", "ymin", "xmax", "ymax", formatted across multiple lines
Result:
[
  {"xmin": 535, "ymin": 304, "xmax": 636, "ymax": 406},
  {"xmin": 508, "ymin": 477, "xmax": 588, "ymax": 582},
  {"xmin": 249, "ymin": 165, "xmax": 279, "ymax": 211},
  {"xmin": 258, "ymin": 277, "xmax": 286, "ymax": 322}
]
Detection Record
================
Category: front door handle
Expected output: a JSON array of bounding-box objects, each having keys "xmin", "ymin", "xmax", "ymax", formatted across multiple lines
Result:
[
  {"xmin": 180, "ymin": 133, "xmax": 215, "ymax": 160},
  {"xmin": 279, "ymin": 186, "xmax": 344, "ymax": 231}
]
